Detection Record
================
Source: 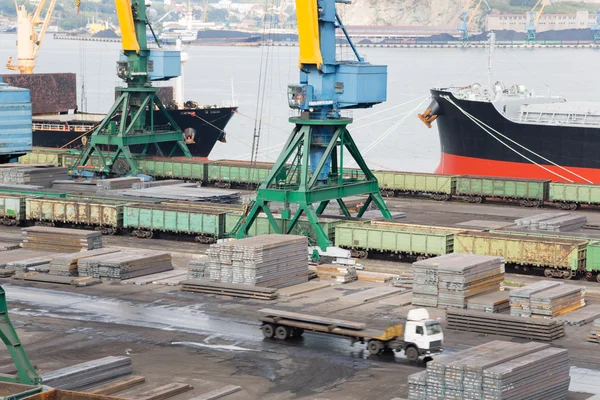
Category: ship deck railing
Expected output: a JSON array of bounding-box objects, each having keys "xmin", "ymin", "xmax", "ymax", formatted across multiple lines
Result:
[{"xmin": 518, "ymin": 111, "xmax": 600, "ymax": 127}]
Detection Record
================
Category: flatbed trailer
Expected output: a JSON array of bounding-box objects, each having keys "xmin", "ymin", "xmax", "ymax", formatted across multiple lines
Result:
[{"xmin": 258, "ymin": 308, "xmax": 444, "ymax": 361}]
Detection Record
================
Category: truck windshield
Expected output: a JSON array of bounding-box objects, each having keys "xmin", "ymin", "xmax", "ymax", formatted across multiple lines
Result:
[{"xmin": 426, "ymin": 322, "xmax": 442, "ymax": 335}]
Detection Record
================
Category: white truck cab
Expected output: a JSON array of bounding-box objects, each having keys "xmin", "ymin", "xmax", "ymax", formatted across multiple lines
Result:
[{"xmin": 401, "ymin": 309, "xmax": 444, "ymax": 360}]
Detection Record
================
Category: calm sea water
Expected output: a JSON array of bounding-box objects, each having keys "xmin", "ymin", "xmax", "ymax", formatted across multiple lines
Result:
[{"xmin": 1, "ymin": 33, "xmax": 600, "ymax": 172}]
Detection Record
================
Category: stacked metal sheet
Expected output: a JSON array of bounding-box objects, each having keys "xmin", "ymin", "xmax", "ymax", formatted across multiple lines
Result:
[
  {"xmin": 412, "ymin": 253, "xmax": 504, "ymax": 309},
  {"xmin": 6, "ymin": 256, "xmax": 52, "ymax": 272},
  {"xmin": 49, "ymin": 248, "xmax": 122, "ymax": 276},
  {"xmin": 0, "ymin": 242, "xmax": 20, "ymax": 252},
  {"xmin": 408, "ymin": 341, "xmax": 570, "ymax": 400},
  {"xmin": 509, "ymin": 281, "xmax": 563, "ymax": 317},
  {"xmin": 538, "ymin": 214, "xmax": 587, "ymax": 231},
  {"xmin": 530, "ymin": 284, "xmax": 585, "ymax": 317},
  {"xmin": 188, "ymin": 256, "xmax": 209, "ymax": 280},
  {"xmin": 206, "ymin": 235, "xmax": 308, "ymax": 288},
  {"xmin": 132, "ymin": 179, "xmax": 184, "ymax": 189},
  {"xmin": 0, "ymin": 165, "xmax": 69, "ymax": 188},
  {"xmin": 40, "ymin": 356, "xmax": 132, "ymax": 390},
  {"xmin": 52, "ymin": 180, "xmax": 98, "ymax": 193},
  {"xmin": 514, "ymin": 213, "xmax": 568, "ymax": 230},
  {"xmin": 310, "ymin": 264, "xmax": 357, "ymax": 283},
  {"xmin": 21, "ymin": 227, "xmax": 103, "ymax": 252},
  {"xmin": 96, "ymin": 177, "xmax": 142, "ymax": 192},
  {"xmin": 116, "ymin": 184, "xmax": 241, "ymax": 203},
  {"xmin": 467, "ymin": 291, "xmax": 510, "ymax": 313},
  {"xmin": 77, "ymin": 249, "xmax": 173, "ymax": 280},
  {"xmin": 587, "ymin": 319, "xmax": 600, "ymax": 343},
  {"xmin": 446, "ymin": 309, "xmax": 566, "ymax": 341}
]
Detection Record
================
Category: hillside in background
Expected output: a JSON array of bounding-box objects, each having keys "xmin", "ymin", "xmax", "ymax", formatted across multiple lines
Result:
[{"xmin": 338, "ymin": 0, "xmax": 600, "ymax": 28}]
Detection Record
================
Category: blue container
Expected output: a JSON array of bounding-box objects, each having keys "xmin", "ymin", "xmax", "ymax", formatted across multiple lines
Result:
[{"xmin": 0, "ymin": 82, "xmax": 32, "ymax": 161}]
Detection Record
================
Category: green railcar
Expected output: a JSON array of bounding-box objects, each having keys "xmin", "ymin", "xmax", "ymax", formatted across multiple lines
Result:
[
  {"xmin": 18, "ymin": 149, "xmax": 67, "ymax": 166},
  {"xmin": 0, "ymin": 189, "xmax": 68, "ymax": 198},
  {"xmin": 123, "ymin": 203, "xmax": 226, "ymax": 243},
  {"xmin": 456, "ymin": 176, "xmax": 549, "ymax": 205},
  {"xmin": 548, "ymin": 182, "xmax": 600, "ymax": 209},
  {"xmin": 26, "ymin": 197, "xmax": 123, "ymax": 234},
  {"xmin": 334, "ymin": 221, "xmax": 456, "ymax": 258},
  {"xmin": 137, "ymin": 159, "xmax": 208, "ymax": 181},
  {"xmin": 0, "ymin": 194, "xmax": 26, "ymax": 225},
  {"xmin": 454, "ymin": 230, "xmax": 586, "ymax": 278},
  {"xmin": 206, "ymin": 161, "xmax": 275, "ymax": 188},
  {"xmin": 584, "ymin": 241, "xmax": 600, "ymax": 280},
  {"xmin": 373, "ymin": 171, "xmax": 456, "ymax": 199}
]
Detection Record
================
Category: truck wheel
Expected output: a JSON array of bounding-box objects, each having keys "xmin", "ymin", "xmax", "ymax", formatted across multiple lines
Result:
[
  {"xmin": 367, "ymin": 340, "xmax": 383, "ymax": 355},
  {"xmin": 405, "ymin": 346, "xmax": 419, "ymax": 362},
  {"xmin": 262, "ymin": 324, "xmax": 275, "ymax": 338},
  {"xmin": 275, "ymin": 325, "xmax": 290, "ymax": 340}
]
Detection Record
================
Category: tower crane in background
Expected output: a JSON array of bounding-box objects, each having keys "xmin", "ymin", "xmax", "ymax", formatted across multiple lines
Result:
[
  {"xmin": 5, "ymin": 0, "xmax": 57, "ymax": 74},
  {"xmin": 457, "ymin": 0, "xmax": 490, "ymax": 43},
  {"xmin": 525, "ymin": 0, "xmax": 549, "ymax": 43},
  {"xmin": 233, "ymin": 0, "xmax": 392, "ymax": 251}
]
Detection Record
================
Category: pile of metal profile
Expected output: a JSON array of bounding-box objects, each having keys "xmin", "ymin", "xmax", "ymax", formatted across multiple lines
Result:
[
  {"xmin": 0, "ymin": 242, "xmax": 21, "ymax": 251},
  {"xmin": 180, "ymin": 280, "xmax": 279, "ymax": 300},
  {"xmin": 96, "ymin": 177, "xmax": 143, "ymax": 192},
  {"xmin": 412, "ymin": 253, "xmax": 504, "ymax": 309},
  {"xmin": 509, "ymin": 281, "xmax": 563, "ymax": 317},
  {"xmin": 41, "ymin": 356, "xmax": 132, "ymax": 390},
  {"xmin": 514, "ymin": 213, "xmax": 568, "ymax": 230},
  {"xmin": 49, "ymin": 248, "xmax": 122, "ymax": 276},
  {"xmin": 132, "ymin": 179, "xmax": 184, "ymax": 189},
  {"xmin": 530, "ymin": 284, "xmax": 585, "ymax": 317},
  {"xmin": 77, "ymin": 249, "xmax": 173, "ymax": 280},
  {"xmin": 206, "ymin": 235, "xmax": 308, "ymax": 288},
  {"xmin": 466, "ymin": 291, "xmax": 510, "ymax": 313},
  {"xmin": 446, "ymin": 309, "xmax": 565, "ymax": 341},
  {"xmin": 555, "ymin": 304, "xmax": 600, "ymax": 326},
  {"xmin": 392, "ymin": 273, "xmax": 413, "ymax": 288},
  {"xmin": 0, "ymin": 249, "xmax": 52, "ymax": 268},
  {"xmin": 539, "ymin": 214, "xmax": 587, "ymax": 231},
  {"xmin": 309, "ymin": 264, "xmax": 357, "ymax": 283},
  {"xmin": 187, "ymin": 256, "xmax": 209, "ymax": 280},
  {"xmin": 408, "ymin": 340, "xmax": 570, "ymax": 400},
  {"xmin": 116, "ymin": 184, "xmax": 241, "ymax": 203},
  {"xmin": 5, "ymin": 256, "xmax": 52, "ymax": 272},
  {"xmin": 0, "ymin": 165, "xmax": 69, "ymax": 188},
  {"xmin": 587, "ymin": 319, "xmax": 600, "ymax": 343},
  {"xmin": 52, "ymin": 180, "xmax": 98, "ymax": 193},
  {"xmin": 21, "ymin": 227, "xmax": 103, "ymax": 252}
]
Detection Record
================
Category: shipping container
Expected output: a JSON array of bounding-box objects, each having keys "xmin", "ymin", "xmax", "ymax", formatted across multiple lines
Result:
[
  {"xmin": 548, "ymin": 182, "xmax": 600, "ymax": 209},
  {"xmin": 123, "ymin": 203, "xmax": 226, "ymax": 242},
  {"xmin": 454, "ymin": 231, "xmax": 586, "ymax": 278},
  {"xmin": 456, "ymin": 175, "xmax": 549, "ymax": 205},
  {"xmin": 0, "ymin": 82, "xmax": 32, "ymax": 162},
  {"xmin": 334, "ymin": 221, "xmax": 455, "ymax": 258},
  {"xmin": 26, "ymin": 197, "xmax": 123, "ymax": 234},
  {"xmin": 373, "ymin": 171, "xmax": 456, "ymax": 199},
  {"xmin": 0, "ymin": 194, "xmax": 26, "ymax": 225}
]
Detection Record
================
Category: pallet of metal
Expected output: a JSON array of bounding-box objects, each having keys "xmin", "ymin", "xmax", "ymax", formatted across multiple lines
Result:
[
  {"xmin": 180, "ymin": 280, "xmax": 278, "ymax": 300},
  {"xmin": 0, "ymin": 166, "xmax": 69, "ymax": 188},
  {"xmin": 49, "ymin": 248, "xmax": 122, "ymax": 276},
  {"xmin": 310, "ymin": 264, "xmax": 357, "ymax": 283},
  {"xmin": 40, "ymin": 356, "xmax": 132, "ymax": 390},
  {"xmin": 446, "ymin": 309, "xmax": 565, "ymax": 341},
  {"xmin": 206, "ymin": 235, "xmax": 308, "ymax": 289},
  {"xmin": 77, "ymin": 250, "xmax": 173, "ymax": 280},
  {"xmin": 409, "ymin": 340, "xmax": 569, "ymax": 400},
  {"xmin": 21, "ymin": 226, "xmax": 103, "ymax": 252},
  {"xmin": 587, "ymin": 319, "xmax": 600, "ymax": 343},
  {"xmin": 509, "ymin": 281, "xmax": 563, "ymax": 317},
  {"xmin": 529, "ymin": 284, "xmax": 585, "ymax": 318},
  {"xmin": 466, "ymin": 291, "xmax": 510, "ymax": 313}
]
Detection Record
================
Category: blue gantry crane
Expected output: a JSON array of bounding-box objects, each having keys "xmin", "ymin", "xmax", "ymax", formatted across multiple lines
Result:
[
  {"xmin": 526, "ymin": 0, "xmax": 548, "ymax": 43},
  {"xmin": 233, "ymin": 0, "xmax": 392, "ymax": 251},
  {"xmin": 457, "ymin": 0, "xmax": 491, "ymax": 43},
  {"xmin": 592, "ymin": 10, "xmax": 600, "ymax": 43}
]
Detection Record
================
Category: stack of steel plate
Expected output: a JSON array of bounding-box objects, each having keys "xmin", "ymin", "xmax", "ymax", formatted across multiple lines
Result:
[
  {"xmin": 538, "ymin": 214, "xmax": 587, "ymax": 231},
  {"xmin": 132, "ymin": 179, "xmax": 183, "ymax": 189},
  {"xmin": 514, "ymin": 213, "xmax": 568, "ymax": 230},
  {"xmin": 0, "ymin": 242, "xmax": 20, "ymax": 252},
  {"xmin": 49, "ymin": 248, "xmax": 122, "ymax": 276},
  {"xmin": 96, "ymin": 177, "xmax": 142, "ymax": 192},
  {"xmin": 467, "ymin": 291, "xmax": 510, "ymax": 313},
  {"xmin": 509, "ymin": 281, "xmax": 563, "ymax": 317},
  {"xmin": 21, "ymin": 227, "xmax": 103, "ymax": 252},
  {"xmin": 77, "ymin": 249, "xmax": 172, "ymax": 280},
  {"xmin": 40, "ymin": 356, "xmax": 132, "ymax": 390},
  {"xmin": 408, "ymin": 341, "xmax": 570, "ymax": 400},
  {"xmin": 446, "ymin": 309, "xmax": 565, "ymax": 341},
  {"xmin": 52, "ymin": 180, "xmax": 98, "ymax": 193},
  {"xmin": 310, "ymin": 264, "xmax": 357, "ymax": 283},
  {"xmin": 436, "ymin": 254, "xmax": 504, "ymax": 309},
  {"xmin": 530, "ymin": 285, "xmax": 585, "ymax": 317},
  {"xmin": 587, "ymin": 319, "xmax": 600, "ymax": 343},
  {"xmin": 117, "ymin": 184, "xmax": 241, "ymax": 203},
  {"xmin": 6, "ymin": 256, "xmax": 52, "ymax": 272},
  {"xmin": 412, "ymin": 260, "xmax": 439, "ymax": 307},
  {"xmin": 0, "ymin": 165, "xmax": 68, "ymax": 188},
  {"xmin": 187, "ymin": 256, "xmax": 209, "ymax": 280},
  {"xmin": 205, "ymin": 235, "xmax": 308, "ymax": 288}
]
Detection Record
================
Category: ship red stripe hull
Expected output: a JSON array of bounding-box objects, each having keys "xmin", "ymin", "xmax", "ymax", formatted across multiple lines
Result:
[{"xmin": 435, "ymin": 153, "xmax": 600, "ymax": 184}]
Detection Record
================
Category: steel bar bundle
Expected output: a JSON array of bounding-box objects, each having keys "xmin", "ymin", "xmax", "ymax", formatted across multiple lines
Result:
[
  {"xmin": 392, "ymin": 273, "xmax": 414, "ymax": 288},
  {"xmin": 41, "ymin": 356, "xmax": 132, "ymax": 390},
  {"xmin": 587, "ymin": 319, "xmax": 600, "ymax": 343},
  {"xmin": 21, "ymin": 227, "xmax": 103, "ymax": 252},
  {"xmin": 446, "ymin": 309, "xmax": 565, "ymax": 341},
  {"xmin": 49, "ymin": 248, "xmax": 122, "ymax": 276},
  {"xmin": 180, "ymin": 280, "xmax": 278, "ymax": 300},
  {"xmin": 77, "ymin": 249, "xmax": 172, "ymax": 280},
  {"xmin": 0, "ymin": 165, "xmax": 69, "ymax": 188},
  {"xmin": 412, "ymin": 254, "xmax": 504, "ymax": 309},
  {"xmin": 529, "ymin": 284, "xmax": 585, "ymax": 317},
  {"xmin": 467, "ymin": 291, "xmax": 510, "ymax": 313},
  {"xmin": 205, "ymin": 235, "xmax": 308, "ymax": 289},
  {"xmin": 509, "ymin": 281, "xmax": 563, "ymax": 317},
  {"xmin": 408, "ymin": 341, "xmax": 569, "ymax": 400},
  {"xmin": 188, "ymin": 257, "xmax": 209, "ymax": 280},
  {"xmin": 309, "ymin": 264, "xmax": 357, "ymax": 283}
]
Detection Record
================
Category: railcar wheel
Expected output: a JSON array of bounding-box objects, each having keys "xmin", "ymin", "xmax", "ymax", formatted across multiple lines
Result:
[
  {"xmin": 563, "ymin": 270, "xmax": 573, "ymax": 280},
  {"xmin": 544, "ymin": 269, "xmax": 553, "ymax": 278},
  {"xmin": 569, "ymin": 203, "xmax": 578, "ymax": 210},
  {"xmin": 262, "ymin": 324, "xmax": 275, "ymax": 338},
  {"xmin": 596, "ymin": 274, "xmax": 600, "ymax": 283},
  {"xmin": 275, "ymin": 325, "xmax": 290, "ymax": 340}
]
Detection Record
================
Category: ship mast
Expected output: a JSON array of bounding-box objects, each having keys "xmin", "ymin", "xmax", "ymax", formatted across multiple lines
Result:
[{"xmin": 488, "ymin": 31, "xmax": 495, "ymax": 92}]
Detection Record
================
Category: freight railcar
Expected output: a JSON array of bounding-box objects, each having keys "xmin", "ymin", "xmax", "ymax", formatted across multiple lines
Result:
[
  {"xmin": 548, "ymin": 182, "xmax": 600, "ymax": 210},
  {"xmin": 0, "ymin": 194, "xmax": 26, "ymax": 225},
  {"xmin": 455, "ymin": 176, "xmax": 549, "ymax": 206},
  {"xmin": 372, "ymin": 171, "xmax": 456, "ymax": 200}
]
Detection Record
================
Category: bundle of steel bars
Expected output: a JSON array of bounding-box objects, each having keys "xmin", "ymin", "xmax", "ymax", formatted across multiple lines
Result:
[
  {"xmin": 0, "ymin": 165, "xmax": 68, "ymax": 188},
  {"xmin": 466, "ymin": 291, "xmax": 510, "ymax": 313},
  {"xmin": 587, "ymin": 319, "xmax": 600, "ymax": 343},
  {"xmin": 21, "ymin": 227, "xmax": 103, "ymax": 252},
  {"xmin": 529, "ymin": 284, "xmax": 585, "ymax": 318},
  {"xmin": 49, "ymin": 248, "xmax": 122, "ymax": 276},
  {"xmin": 509, "ymin": 281, "xmax": 563, "ymax": 317},
  {"xmin": 309, "ymin": 264, "xmax": 357, "ymax": 283},
  {"xmin": 41, "ymin": 356, "xmax": 132, "ymax": 390},
  {"xmin": 408, "ymin": 341, "xmax": 570, "ymax": 400},
  {"xmin": 78, "ymin": 249, "xmax": 172, "ymax": 280}
]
